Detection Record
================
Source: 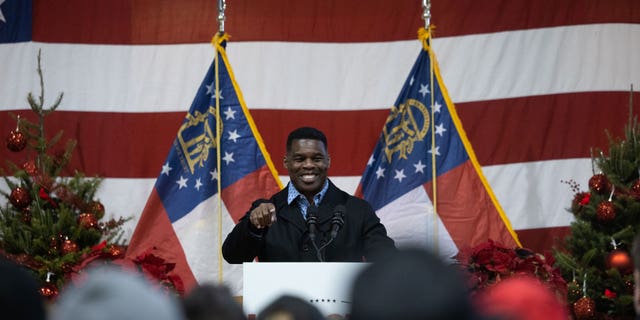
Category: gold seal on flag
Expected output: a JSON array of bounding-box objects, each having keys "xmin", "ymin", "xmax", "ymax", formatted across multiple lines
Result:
[
  {"xmin": 382, "ymin": 98, "xmax": 429, "ymax": 162},
  {"xmin": 177, "ymin": 107, "xmax": 219, "ymax": 173}
]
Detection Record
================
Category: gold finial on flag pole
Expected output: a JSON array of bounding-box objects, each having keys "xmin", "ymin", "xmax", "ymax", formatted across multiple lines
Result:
[
  {"xmin": 217, "ymin": 0, "xmax": 226, "ymax": 33},
  {"xmin": 422, "ymin": 0, "xmax": 431, "ymax": 29}
]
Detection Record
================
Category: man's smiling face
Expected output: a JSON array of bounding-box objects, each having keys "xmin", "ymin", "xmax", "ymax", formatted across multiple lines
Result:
[{"xmin": 284, "ymin": 139, "xmax": 330, "ymax": 201}]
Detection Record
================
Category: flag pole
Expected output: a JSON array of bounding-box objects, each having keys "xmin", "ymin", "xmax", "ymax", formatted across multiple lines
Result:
[
  {"xmin": 218, "ymin": 0, "xmax": 226, "ymax": 34},
  {"xmin": 215, "ymin": 0, "xmax": 227, "ymax": 284},
  {"xmin": 422, "ymin": 0, "xmax": 430, "ymax": 29},
  {"xmin": 421, "ymin": 0, "xmax": 439, "ymax": 255}
]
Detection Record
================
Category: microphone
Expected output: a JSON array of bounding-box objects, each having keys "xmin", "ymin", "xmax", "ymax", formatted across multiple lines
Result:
[
  {"xmin": 330, "ymin": 205, "xmax": 345, "ymax": 240},
  {"xmin": 307, "ymin": 205, "xmax": 319, "ymax": 242},
  {"xmin": 306, "ymin": 205, "xmax": 323, "ymax": 262}
]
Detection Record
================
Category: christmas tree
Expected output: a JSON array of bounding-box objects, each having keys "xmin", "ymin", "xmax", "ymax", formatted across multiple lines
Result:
[
  {"xmin": 555, "ymin": 90, "xmax": 640, "ymax": 319},
  {"xmin": 0, "ymin": 51, "xmax": 129, "ymax": 299}
]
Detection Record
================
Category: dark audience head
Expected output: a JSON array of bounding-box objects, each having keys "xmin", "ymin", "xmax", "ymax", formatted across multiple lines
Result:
[
  {"xmin": 286, "ymin": 127, "xmax": 328, "ymax": 152},
  {"xmin": 350, "ymin": 247, "xmax": 479, "ymax": 320},
  {"xmin": 0, "ymin": 257, "xmax": 46, "ymax": 320},
  {"xmin": 182, "ymin": 283, "xmax": 246, "ymax": 320},
  {"xmin": 257, "ymin": 295, "xmax": 324, "ymax": 320}
]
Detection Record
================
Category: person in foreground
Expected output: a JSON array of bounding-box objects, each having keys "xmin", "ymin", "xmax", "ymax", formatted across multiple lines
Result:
[
  {"xmin": 632, "ymin": 233, "xmax": 640, "ymax": 319},
  {"xmin": 256, "ymin": 295, "xmax": 324, "ymax": 320},
  {"xmin": 349, "ymin": 247, "xmax": 481, "ymax": 320},
  {"xmin": 181, "ymin": 283, "xmax": 246, "ymax": 320},
  {"xmin": 51, "ymin": 266, "xmax": 184, "ymax": 320},
  {"xmin": 0, "ymin": 257, "xmax": 46, "ymax": 320},
  {"xmin": 222, "ymin": 126, "xmax": 395, "ymax": 263},
  {"xmin": 473, "ymin": 275, "xmax": 568, "ymax": 320}
]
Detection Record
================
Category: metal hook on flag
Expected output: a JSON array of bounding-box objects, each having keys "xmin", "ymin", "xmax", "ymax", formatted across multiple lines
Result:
[
  {"xmin": 218, "ymin": 0, "xmax": 227, "ymax": 34},
  {"xmin": 422, "ymin": 0, "xmax": 431, "ymax": 29}
]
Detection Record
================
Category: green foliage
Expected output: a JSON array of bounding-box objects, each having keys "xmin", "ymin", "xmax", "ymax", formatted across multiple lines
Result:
[
  {"xmin": 0, "ymin": 50, "xmax": 129, "ymax": 296},
  {"xmin": 554, "ymin": 103, "xmax": 640, "ymax": 318}
]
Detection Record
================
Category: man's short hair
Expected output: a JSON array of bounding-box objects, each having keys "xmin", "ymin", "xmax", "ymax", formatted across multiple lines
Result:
[{"xmin": 286, "ymin": 127, "xmax": 328, "ymax": 152}]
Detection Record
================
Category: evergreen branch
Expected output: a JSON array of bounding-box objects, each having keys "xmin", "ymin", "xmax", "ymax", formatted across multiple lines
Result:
[
  {"xmin": 43, "ymin": 92, "xmax": 64, "ymax": 115},
  {"xmin": 581, "ymin": 247, "xmax": 598, "ymax": 266}
]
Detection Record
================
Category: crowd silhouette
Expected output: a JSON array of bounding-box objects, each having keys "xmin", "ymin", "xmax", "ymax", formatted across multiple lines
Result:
[{"xmin": 1, "ymin": 247, "xmax": 588, "ymax": 320}]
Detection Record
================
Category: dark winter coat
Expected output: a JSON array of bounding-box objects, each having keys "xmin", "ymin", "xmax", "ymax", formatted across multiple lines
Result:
[{"xmin": 222, "ymin": 181, "xmax": 395, "ymax": 263}]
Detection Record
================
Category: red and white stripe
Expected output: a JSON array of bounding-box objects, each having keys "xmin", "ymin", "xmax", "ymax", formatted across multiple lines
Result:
[{"xmin": 1, "ymin": 0, "xmax": 639, "ymax": 261}]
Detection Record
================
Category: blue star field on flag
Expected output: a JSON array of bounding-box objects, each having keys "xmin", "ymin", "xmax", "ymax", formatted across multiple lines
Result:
[
  {"xmin": 359, "ymin": 46, "xmax": 468, "ymax": 211},
  {"xmin": 0, "ymin": 0, "xmax": 32, "ymax": 43},
  {"xmin": 155, "ymin": 41, "xmax": 269, "ymax": 223}
]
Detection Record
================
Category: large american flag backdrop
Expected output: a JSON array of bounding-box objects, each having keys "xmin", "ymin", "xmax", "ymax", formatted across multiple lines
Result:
[{"xmin": 1, "ymin": 0, "xmax": 639, "ymax": 291}]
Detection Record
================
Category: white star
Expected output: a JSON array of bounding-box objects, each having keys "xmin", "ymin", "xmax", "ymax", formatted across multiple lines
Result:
[
  {"xmin": 409, "ymin": 76, "xmax": 415, "ymax": 86},
  {"xmin": 194, "ymin": 178, "xmax": 203, "ymax": 191},
  {"xmin": 375, "ymin": 166, "xmax": 385, "ymax": 179},
  {"xmin": 222, "ymin": 152, "xmax": 235, "ymax": 165},
  {"xmin": 161, "ymin": 163, "xmax": 172, "ymax": 176},
  {"xmin": 205, "ymin": 82, "xmax": 214, "ymax": 95},
  {"xmin": 435, "ymin": 123, "xmax": 446, "ymax": 136},
  {"xmin": 176, "ymin": 176, "xmax": 188, "ymax": 189},
  {"xmin": 210, "ymin": 169, "xmax": 218, "ymax": 181},
  {"xmin": 228, "ymin": 129, "xmax": 240, "ymax": 143},
  {"xmin": 394, "ymin": 169, "xmax": 406, "ymax": 183},
  {"xmin": 428, "ymin": 146, "xmax": 441, "ymax": 156},
  {"xmin": 213, "ymin": 88, "xmax": 224, "ymax": 100},
  {"xmin": 367, "ymin": 155, "xmax": 375, "ymax": 166},
  {"xmin": 414, "ymin": 160, "xmax": 426, "ymax": 174},
  {"xmin": 0, "ymin": 0, "xmax": 5, "ymax": 24},
  {"xmin": 432, "ymin": 101, "xmax": 442, "ymax": 113},
  {"xmin": 224, "ymin": 107, "xmax": 236, "ymax": 120},
  {"xmin": 419, "ymin": 83, "xmax": 430, "ymax": 97}
]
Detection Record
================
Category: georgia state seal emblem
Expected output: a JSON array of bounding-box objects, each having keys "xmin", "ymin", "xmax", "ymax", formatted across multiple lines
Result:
[{"xmin": 382, "ymin": 98, "xmax": 429, "ymax": 162}]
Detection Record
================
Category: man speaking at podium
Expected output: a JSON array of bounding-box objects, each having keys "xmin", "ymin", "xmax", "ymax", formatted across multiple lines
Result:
[{"xmin": 222, "ymin": 127, "xmax": 395, "ymax": 263}]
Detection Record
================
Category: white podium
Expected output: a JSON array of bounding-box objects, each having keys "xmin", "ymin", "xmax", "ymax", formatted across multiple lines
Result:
[{"xmin": 243, "ymin": 262, "xmax": 368, "ymax": 317}]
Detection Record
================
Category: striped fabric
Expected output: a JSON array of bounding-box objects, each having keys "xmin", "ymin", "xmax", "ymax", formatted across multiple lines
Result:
[{"xmin": 1, "ymin": 0, "xmax": 639, "ymax": 292}]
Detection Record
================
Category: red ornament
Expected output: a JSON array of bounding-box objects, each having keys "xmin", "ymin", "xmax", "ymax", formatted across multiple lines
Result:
[
  {"xmin": 61, "ymin": 238, "xmax": 79, "ymax": 255},
  {"xmin": 596, "ymin": 201, "xmax": 616, "ymax": 222},
  {"xmin": 573, "ymin": 297, "xmax": 596, "ymax": 320},
  {"xmin": 9, "ymin": 187, "xmax": 31, "ymax": 209},
  {"xmin": 630, "ymin": 179, "xmax": 640, "ymax": 200},
  {"xmin": 606, "ymin": 249, "xmax": 633, "ymax": 274},
  {"xmin": 78, "ymin": 212, "xmax": 98, "ymax": 229},
  {"xmin": 589, "ymin": 173, "xmax": 611, "ymax": 194},
  {"xmin": 6, "ymin": 129, "xmax": 27, "ymax": 152},
  {"xmin": 40, "ymin": 282, "xmax": 58, "ymax": 300},
  {"xmin": 21, "ymin": 160, "xmax": 38, "ymax": 175},
  {"xmin": 90, "ymin": 201, "xmax": 105, "ymax": 218}
]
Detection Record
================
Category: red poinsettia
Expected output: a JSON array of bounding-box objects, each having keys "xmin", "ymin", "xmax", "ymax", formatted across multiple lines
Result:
[{"xmin": 457, "ymin": 239, "xmax": 567, "ymax": 299}]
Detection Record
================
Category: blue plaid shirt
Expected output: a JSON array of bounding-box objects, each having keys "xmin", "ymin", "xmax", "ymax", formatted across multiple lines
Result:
[{"xmin": 286, "ymin": 180, "xmax": 329, "ymax": 219}]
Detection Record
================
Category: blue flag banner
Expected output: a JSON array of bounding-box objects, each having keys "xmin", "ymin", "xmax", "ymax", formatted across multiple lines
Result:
[
  {"xmin": 0, "ymin": 0, "xmax": 31, "ymax": 43},
  {"xmin": 357, "ymin": 28, "xmax": 519, "ymax": 258},
  {"xmin": 126, "ymin": 33, "xmax": 282, "ymax": 294}
]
